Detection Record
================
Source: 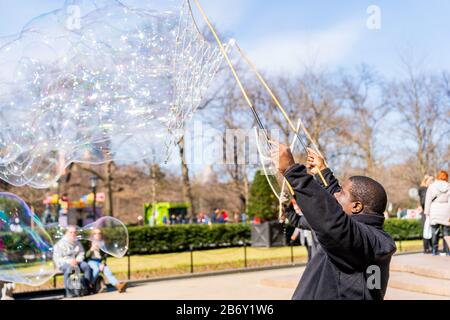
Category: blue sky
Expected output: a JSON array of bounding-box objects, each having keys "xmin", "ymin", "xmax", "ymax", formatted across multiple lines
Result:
[
  {"xmin": 200, "ymin": 0, "xmax": 450, "ymax": 77},
  {"xmin": 1, "ymin": 0, "xmax": 449, "ymax": 78},
  {"xmin": 0, "ymin": 0, "xmax": 447, "ymax": 175}
]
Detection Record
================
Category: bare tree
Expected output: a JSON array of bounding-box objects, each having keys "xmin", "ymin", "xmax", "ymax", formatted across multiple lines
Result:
[
  {"xmin": 386, "ymin": 59, "xmax": 448, "ymax": 183},
  {"xmin": 254, "ymin": 70, "xmax": 347, "ymax": 167},
  {"xmin": 339, "ymin": 65, "xmax": 390, "ymax": 176},
  {"xmin": 177, "ymin": 135, "xmax": 197, "ymax": 220}
]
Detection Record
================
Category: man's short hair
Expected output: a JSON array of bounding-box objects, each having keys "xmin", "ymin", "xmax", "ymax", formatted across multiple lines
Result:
[{"xmin": 349, "ymin": 176, "xmax": 387, "ymax": 215}]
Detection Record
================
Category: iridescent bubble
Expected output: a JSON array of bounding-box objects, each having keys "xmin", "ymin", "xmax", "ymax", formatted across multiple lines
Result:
[
  {"xmin": 47, "ymin": 216, "xmax": 128, "ymax": 258},
  {"xmin": 0, "ymin": 193, "xmax": 56, "ymax": 286},
  {"xmin": 83, "ymin": 216, "xmax": 129, "ymax": 258},
  {"xmin": 0, "ymin": 0, "xmax": 229, "ymax": 188},
  {"xmin": 254, "ymin": 122, "xmax": 304, "ymax": 204}
]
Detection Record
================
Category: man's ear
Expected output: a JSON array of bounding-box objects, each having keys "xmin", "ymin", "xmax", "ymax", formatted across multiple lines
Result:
[{"xmin": 351, "ymin": 201, "xmax": 364, "ymax": 214}]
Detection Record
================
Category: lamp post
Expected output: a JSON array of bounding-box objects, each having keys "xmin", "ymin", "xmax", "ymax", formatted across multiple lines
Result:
[
  {"xmin": 54, "ymin": 179, "xmax": 61, "ymax": 223},
  {"xmin": 90, "ymin": 176, "xmax": 98, "ymax": 220}
]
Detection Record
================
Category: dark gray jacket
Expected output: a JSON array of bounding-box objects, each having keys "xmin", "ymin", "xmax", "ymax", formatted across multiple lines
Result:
[{"xmin": 284, "ymin": 165, "xmax": 397, "ymax": 300}]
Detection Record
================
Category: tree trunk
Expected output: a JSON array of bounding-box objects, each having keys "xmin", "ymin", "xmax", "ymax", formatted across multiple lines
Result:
[
  {"xmin": 106, "ymin": 162, "xmax": 114, "ymax": 217},
  {"xmin": 150, "ymin": 163, "xmax": 158, "ymax": 225},
  {"xmin": 178, "ymin": 136, "xmax": 196, "ymax": 221},
  {"xmin": 242, "ymin": 165, "xmax": 249, "ymax": 214},
  {"xmin": 150, "ymin": 164, "xmax": 157, "ymax": 205}
]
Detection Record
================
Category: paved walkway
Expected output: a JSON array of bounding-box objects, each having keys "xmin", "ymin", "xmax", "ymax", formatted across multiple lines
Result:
[
  {"xmin": 77, "ymin": 268, "xmax": 299, "ymax": 300},
  {"xmin": 77, "ymin": 254, "xmax": 450, "ymax": 300}
]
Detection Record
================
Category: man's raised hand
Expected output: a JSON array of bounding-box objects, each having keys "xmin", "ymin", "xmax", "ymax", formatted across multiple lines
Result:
[
  {"xmin": 306, "ymin": 148, "xmax": 326, "ymax": 175},
  {"xmin": 269, "ymin": 140, "xmax": 295, "ymax": 175}
]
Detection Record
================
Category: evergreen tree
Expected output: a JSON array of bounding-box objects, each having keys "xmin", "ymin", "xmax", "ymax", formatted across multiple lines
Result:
[{"xmin": 247, "ymin": 171, "xmax": 278, "ymax": 222}]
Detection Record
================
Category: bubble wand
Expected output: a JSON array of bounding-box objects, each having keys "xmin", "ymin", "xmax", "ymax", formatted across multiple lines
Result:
[
  {"xmin": 234, "ymin": 43, "xmax": 329, "ymax": 186},
  {"xmin": 191, "ymin": 0, "xmax": 296, "ymax": 196}
]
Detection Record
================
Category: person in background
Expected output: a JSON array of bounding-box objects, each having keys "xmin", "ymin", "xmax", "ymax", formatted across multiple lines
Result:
[
  {"xmin": 425, "ymin": 170, "xmax": 450, "ymax": 256},
  {"xmin": 419, "ymin": 175, "xmax": 434, "ymax": 253},
  {"xmin": 43, "ymin": 204, "xmax": 54, "ymax": 225},
  {"xmin": 204, "ymin": 214, "xmax": 211, "ymax": 225},
  {"xmin": 222, "ymin": 210, "xmax": 229, "ymax": 223},
  {"xmin": 284, "ymin": 198, "xmax": 318, "ymax": 262},
  {"xmin": 233, "ymin": 211, "xmax": 240, "ymax": 223},
  {"xmin": 86, "ymin": 228, "xmax": 127, "ymax": 293},
  {"xmin": 211, "ymin": 209, "xmax": 219, "ymax": 224},
  {"xmin": 396, "ymin": 207, "xmax": 407, "ymax": 219},
  {"xmin": 197, "ymin": 212, "xmax": 210, "ymax": 225},
  {"xmin": 241, "ymin": 212, "xmax": 248, "ymax": 225},
  {"xmin": 58, "ymin": 194, "xmax": 70, "ymax": 227},
  {"xmin": 196, "ymin": 212, "xmax": 204, "ymax": 224},
  {"xmin": 217, "ymin": 210, "xmax": 225, "ymax": 224},
  {"xmin": 53, "ymin": 225, "xmax": 93, "ymax": 296}
]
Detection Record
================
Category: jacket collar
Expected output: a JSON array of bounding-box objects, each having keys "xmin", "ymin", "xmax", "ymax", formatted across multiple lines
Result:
[{"xmin": 351, "ymin": 213, "xmax": 385, "ymax": 229}]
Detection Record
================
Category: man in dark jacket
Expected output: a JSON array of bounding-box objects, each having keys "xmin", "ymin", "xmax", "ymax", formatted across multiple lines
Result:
[{"xmin": 271, "ymin": 142, "xmax": 397, "ymax": 300}]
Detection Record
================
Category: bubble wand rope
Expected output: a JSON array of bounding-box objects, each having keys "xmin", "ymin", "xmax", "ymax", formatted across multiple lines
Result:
[
  {"xmin": 234, "ymin": 43, "xmax": 329, "ymax": 186},
  {"xmin": 297, "ymin": 117, "xmax": 330, "ymax": 168},
  {"xmin": 191, "ymin": 0, "xmax": 296, "ymax": 196}
]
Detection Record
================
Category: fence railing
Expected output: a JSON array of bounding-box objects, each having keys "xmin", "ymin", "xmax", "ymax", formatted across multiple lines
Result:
[{"xmin": 47, "ymin": 243, "xmax": 304, "ymax": 288}]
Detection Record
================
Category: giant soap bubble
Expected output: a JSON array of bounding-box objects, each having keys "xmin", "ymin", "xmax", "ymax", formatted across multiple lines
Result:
[
  {"xmin": 0, "ymin": 0, "xmax": 229, "ymax": 188},
  {"xmin": 47, "ymin": 216, "xmax": 129, "ymax": 258},
  {"xmin": 0, "ymin": 193, "xmax": 56, "ymax": 286}
]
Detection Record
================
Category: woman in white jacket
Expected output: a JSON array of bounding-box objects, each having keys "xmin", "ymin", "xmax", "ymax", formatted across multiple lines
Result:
[{"xmin": 424, "ymin": 171, "xmax": 450, "ymax": 256}]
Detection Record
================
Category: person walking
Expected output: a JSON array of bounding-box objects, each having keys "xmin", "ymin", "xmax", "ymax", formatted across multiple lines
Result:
[
  {"xmin": 419, "ymin": 175, "xmax": 434, "ymax": 253},
  {"xmin": 424, "ymin": 170, "xmax": 450, "ymax": 256}
]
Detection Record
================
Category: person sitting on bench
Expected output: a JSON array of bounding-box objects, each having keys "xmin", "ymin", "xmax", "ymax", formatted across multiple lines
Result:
[
  {"xmin": 86, "ymin": 228, "xmax": 127, "ymax": 293},
  {"xmin": 53, "ymin": 225, "xmax": 94, "ymax": 295}
]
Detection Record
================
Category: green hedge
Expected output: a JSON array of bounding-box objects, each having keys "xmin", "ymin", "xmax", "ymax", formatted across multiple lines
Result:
[
  {"xmin": 127, "ymin": 219, "xmax": 423, "ymax": 254},
  {"xmin": 127, "ymin": 224, "xmax": 251, "ymax": 255},
  {"xmin": 0, "ymin": 219, "xmax": 423, "ymax": 256},
  {"xmin": 383, "ymin": 218, "xmax": 423, "ymax": 241},
  {"xmin": 126, "ymin": 219, "xmax": 422, "ymax": 254}
]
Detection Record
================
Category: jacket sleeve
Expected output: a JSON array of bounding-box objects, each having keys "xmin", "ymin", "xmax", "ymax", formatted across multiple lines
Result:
[
  {"xmin": 315, "ymin": 168, "xmax": 341, "ymax": 195},
  {"xmin": 424, "ymin": 185, "xmax": 434, "ymax": 216},
  {"xmin": 76, "ymin": 243, "xmax": 85, "ymax": 263},
  {"xmin": 284, "ymin": 164, "xmax": 386, "ymax": 271},
  {"xmin": 53, "ymin": 242, "xmax": 70, "ymax": 269}
]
